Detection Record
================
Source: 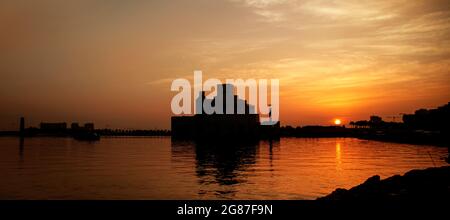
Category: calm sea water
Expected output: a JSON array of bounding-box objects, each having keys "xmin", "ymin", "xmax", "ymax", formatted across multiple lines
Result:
[{"xmin": 0, "ymin": 137, "xmax": 447, "ymax": 199}]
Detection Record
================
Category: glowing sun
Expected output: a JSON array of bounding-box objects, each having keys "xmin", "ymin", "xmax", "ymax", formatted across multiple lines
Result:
[{"xmin": 334, "ymin": 119, "xmax": 342, "ymax": 125}]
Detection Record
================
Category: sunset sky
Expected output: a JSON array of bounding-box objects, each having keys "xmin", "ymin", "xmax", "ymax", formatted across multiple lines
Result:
[{"xmin": 1, "ymin": 0, "xmax": 449, "ymax": 130}]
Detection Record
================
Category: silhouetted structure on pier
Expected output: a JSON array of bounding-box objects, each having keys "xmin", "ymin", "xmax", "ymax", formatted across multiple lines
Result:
[
  {"xmin": 11, "ymin": 120, "xmax": 101, "ymax": 140},
  {"xmin": 71, "ymin": 122, "xmax": 95, "ymax": 132},
  {"xmin": 171, "ymin": 84, "xmax": 279, "ymax": 141},
  {"xmin": 70, "ymin": 122, "xmax": 99, "ymax": 140},
  {"xmin": 40, "ymin": 122, "xmax": 67, "ymax": 133}
]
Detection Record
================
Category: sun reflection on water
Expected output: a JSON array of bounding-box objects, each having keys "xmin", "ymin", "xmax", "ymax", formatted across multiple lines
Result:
[{"xmin": 336, "ymin": 142, "xmax": 342, "ymax": 171}]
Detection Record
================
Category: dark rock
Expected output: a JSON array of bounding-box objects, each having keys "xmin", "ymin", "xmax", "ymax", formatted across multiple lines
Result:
[
  {"xmin": 318, "ymin": 166, "xmax": 450, "ymax": 200},
  {"xmin": 363, "ymin": 175, "xmax": 380, "ymax": 185}
]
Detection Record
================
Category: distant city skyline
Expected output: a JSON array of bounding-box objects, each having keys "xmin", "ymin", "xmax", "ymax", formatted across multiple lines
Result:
[{"xmin": 1, "ymin": 0, "xmax": 449, "ymax": 130}]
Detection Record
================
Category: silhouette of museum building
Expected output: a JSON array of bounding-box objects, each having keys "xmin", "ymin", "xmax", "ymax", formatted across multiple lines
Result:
[{"xmin": 171, "ymin": 84, "xmax": 280, "ymax": 140}]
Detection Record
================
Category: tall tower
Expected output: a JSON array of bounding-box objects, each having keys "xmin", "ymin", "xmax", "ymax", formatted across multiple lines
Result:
[{"xmin": 19, "ymin": 117, "xmax": 25, "ymax": 136}]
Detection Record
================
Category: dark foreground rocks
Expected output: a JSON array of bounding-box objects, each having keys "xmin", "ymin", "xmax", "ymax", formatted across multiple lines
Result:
[{"xmin": 319, "ymin": 166, "xmax": 450, "ymax": 200}]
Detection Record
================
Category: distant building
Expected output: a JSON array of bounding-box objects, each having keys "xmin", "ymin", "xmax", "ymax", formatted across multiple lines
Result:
[
  {"xmin": 84, "ymin": 123, "xmax": 94, "ymax": 131},
  {"xmin": 19, "ymin": 117, "xmax": 25, "ymax": 135},
  {"xmin": 71, "ymin": 122, "xmax": 80, "ymax": 130},
  {"xmin": 172, "ymin": 83, "xmax": 279, "ymax": 140},
  {"xmin": 70, "ymin": 122, "xmax": 95, "ymax": 132},
  {"xmin": 402, "ymin": 102, "xmax": 449, "ymax": 131}
]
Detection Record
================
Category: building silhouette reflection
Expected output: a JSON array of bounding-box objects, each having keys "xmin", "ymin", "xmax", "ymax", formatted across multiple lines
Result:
[{"xmin": 171, "ymin": 140, "xmax": 279, "ymax": 198}]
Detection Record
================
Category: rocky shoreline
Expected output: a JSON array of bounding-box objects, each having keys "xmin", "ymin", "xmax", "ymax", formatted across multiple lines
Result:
[{"xmin": 319, "ymin": 166, "xmax": 450, "ymax": 200}]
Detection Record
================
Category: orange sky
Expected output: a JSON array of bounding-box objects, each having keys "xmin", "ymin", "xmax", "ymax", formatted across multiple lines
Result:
[{"xmin": 0, "ymin": 0, "xmax": 449, "ymax": 130}]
